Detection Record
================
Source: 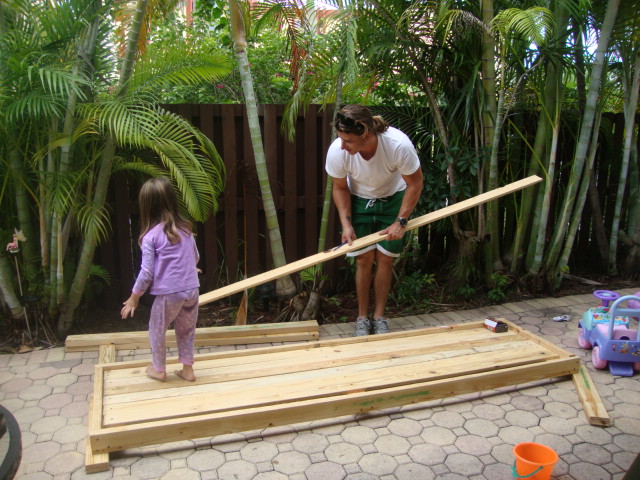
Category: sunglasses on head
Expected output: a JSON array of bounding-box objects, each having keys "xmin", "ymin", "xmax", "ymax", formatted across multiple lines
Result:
[
  {"xmin": 336, "ymin": 111, "xmax": 356, "ymax": 127},
  {"xmin": 336, "ymin": 111, "xmax": 365, "ymax": 135}
]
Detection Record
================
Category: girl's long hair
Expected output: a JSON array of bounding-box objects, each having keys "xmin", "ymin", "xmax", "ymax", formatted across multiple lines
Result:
[{"xmin": 137, "ymin": 177, "xmax": 192, "ymax": 245}]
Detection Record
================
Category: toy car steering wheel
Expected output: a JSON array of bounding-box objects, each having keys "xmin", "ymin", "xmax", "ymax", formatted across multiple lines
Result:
[{"xmin": 593, "ymin": 290, "xmax": 620, "ymax": 307}]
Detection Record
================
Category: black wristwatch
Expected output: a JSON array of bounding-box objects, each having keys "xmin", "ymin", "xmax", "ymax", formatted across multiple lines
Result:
[{"xmin": 396, "ymin": 217, "xmax": 408, "ymax": 228}]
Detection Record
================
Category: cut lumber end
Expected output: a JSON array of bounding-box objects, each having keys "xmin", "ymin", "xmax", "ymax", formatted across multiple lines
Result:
[
  {"xmin": 572, "ymin": 365, "xmax": 611, "ymax": 427},
  {"xmin": 99, "ymin": 344, "xmax": 116, "ymax": 364},
  {"xmin": 85, "ymin": 397, "xmax": 110, "ymax": 472},
  {"xmin": 85, "ymin": 437, "xmax": 110, "ymax": 473}
]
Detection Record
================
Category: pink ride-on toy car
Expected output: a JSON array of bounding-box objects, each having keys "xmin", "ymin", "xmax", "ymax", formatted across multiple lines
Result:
[{"xmin": 578, "ymin": 290, "xmax": 640, "ymax": 376}]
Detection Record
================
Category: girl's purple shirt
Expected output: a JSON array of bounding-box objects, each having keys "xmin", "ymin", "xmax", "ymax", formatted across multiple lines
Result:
[{"xmin": 132, "ymin": 223, "xmax": 200, "ymax": 296}]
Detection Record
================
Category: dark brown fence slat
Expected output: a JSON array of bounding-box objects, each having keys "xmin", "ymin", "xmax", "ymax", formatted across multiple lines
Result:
[
  {"xmin": 242, "ymin": 110, "xmax": 261, "ymax": 276},
  {"xmin": 304, "ymin": 105, "xmax": 319, "ymax": 258},
  {"xmin": 283, "ymin": 119, "xmax": 298, "ymax": 263},
  {"xmin": 199, "ymin": 104, "xmax": 220, "ymax": 288},
  {"xmin": 222, "ymin": 105, "xmax": 240, "ymax": 285}
]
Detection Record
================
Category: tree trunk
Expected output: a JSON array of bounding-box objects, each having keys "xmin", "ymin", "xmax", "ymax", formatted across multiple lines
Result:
[
  {"xmin": 481, "ymin": 0, "xmax": 501, "ymax": 277},
  {"xmin": 608, "ymin": 49, "xmax": 640, "ymax": 274},
  {"xmin": 519, "ymin": 2, "xmax": 570, "ymax": 272},
  {"xmin": 229, "ymin": 0, "xmax": 296, "ymax": 298},
  {"xmin": 543, "ymin": 0, "xmax": 619, "ymax": 280},
  {"xmin": 0, "ymin": 255, "xmax": 25, "ymax": 320}
]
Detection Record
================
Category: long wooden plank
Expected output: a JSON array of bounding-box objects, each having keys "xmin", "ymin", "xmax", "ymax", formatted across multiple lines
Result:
[
  {"xmin": 66, "ymin": 321, "xmax": 319, "ymax": 352},
  {"xmin": 102, "ymin": 330, "xmax": 523, "ymax": 395},
  {"xmin": 198, "ymin": 176, "xmax": 542, "ymax": 306},
  {"xmin": 572, "ymin": 365, "xmax": 611, "ymax": 427},
  {"xmin": 91, "ymin": 321, "xmax": 494, "ymax": 373},
  {"xmin": 102, "ymin": 342, "xmax": 554, "ymax": 427},
  {"xmin": 90, "ymin": 357, "xmax": 577, "ymax": 454},
  {"xmin": 101, "ymin": 336, "xmax": 541, "ymax": 406}
]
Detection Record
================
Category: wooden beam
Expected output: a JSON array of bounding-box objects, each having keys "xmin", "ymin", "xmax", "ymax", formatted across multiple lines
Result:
[
  {"xmin": 87, "ymin": 320, "xmax": 579, "ymax": 456},
  {"xmin": 85, "ymin": 345, "xmax": 115, "ymax": 472},
  {"xmin": 66, "ymin": 321, "xmax": 319, "ymax": 352},
  {"xmin": 572, "ymin": 365, "xmax": 611, "ymax": 427},
  {"xmin": 198, "ymin": 175, "xmax": 542, "ymax": 306},
  {"xmin": 90, "ymin": 359, "xmax": 577, "ymax": 454}
]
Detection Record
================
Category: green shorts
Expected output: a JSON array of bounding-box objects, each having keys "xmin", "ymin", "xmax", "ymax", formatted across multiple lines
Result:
[{"xmin": 347, "ymin": 190, "xmax": 406, "ymax": 258}]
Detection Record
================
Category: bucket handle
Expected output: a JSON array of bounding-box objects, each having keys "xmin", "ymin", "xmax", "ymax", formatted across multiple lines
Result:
[{"xmin": 511, "ymin": 463, "xmax": 543, "ymax": 478}]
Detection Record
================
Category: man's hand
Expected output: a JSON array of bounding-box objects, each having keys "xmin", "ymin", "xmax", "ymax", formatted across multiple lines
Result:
[
  {"xmin": 341, "ymin": 223, "xmax": 357, "ymax": 245},
  {"xmin": 380, "ymin": 222, "xmax": 406, "ymax": 241}
]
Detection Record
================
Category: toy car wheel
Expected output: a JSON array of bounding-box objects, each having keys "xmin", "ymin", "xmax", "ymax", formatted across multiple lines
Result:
[
  {"xmin": 577, "ymin": 329, "xmax": 592, "ymax": 349},
  {"xmin": 592, "ymin": 346, "xmax": 608, "ymax": 370}
]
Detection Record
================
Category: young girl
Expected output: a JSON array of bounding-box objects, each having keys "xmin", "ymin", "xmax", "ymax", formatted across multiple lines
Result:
[{"xmin": 121, "ymin": 177, "xmax": 200, "ymax": 382}]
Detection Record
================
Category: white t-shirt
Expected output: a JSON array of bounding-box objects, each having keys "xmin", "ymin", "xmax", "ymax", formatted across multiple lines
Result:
[{"xmin": 325, "ymin": 127, "xmax": 420, "ymax": 199}]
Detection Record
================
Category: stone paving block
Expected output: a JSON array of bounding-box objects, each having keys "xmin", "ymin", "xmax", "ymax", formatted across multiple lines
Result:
[
  {"xmin": 500, "ymin": 302, "xmax": 528, "ymax": 313},
  {"xmin": 359, "ymin": 452, "xmax": 398, "ymax": 475},
  {"xmin": 161, "ymin": 468, "xmax": 200, "ymax": 480},
  {"xmin": 272, "ymin": 451, "xmax": 311, "ymax": 475},
  {"xmin": 442, "ymin": 311, "xmax": 467, "ymax": 322},
  {"xmin": 44, "ymin": 450, "xmax": 84, "ymax": 475},
  {"xmin": 52, "ymin": 424, "xmax": 87, "ymax": 444},
  {"xmin": 130, "ymin": 456, "xmax": 171, "ymax": 479},
  {"xmin": 414, "ymin": 313, "xmax": 440, "ymax": 325},
  {"xmin": 18, "ymin": 384, "xmax": 52, "ymax": 402},
  {"xmin": 290, "ymin": 432, "xmax": 329, "ymax": 454},
  {"xmin": 27, "ymin": 366, "xmax": 60, "ymax": 380},
  {"xmin": 47, "ymin": 372, "xmax": 79, "ymax": 388},
  {"xmin": 305, "ymin": 461, "xmax": 346, "ymax": 480},
  {"xmin": 240, "ymin": 442, "xmax": 278, "ymax": 463},
  {"xmin": 374, "ymin": 435, "xmax": 411, "ymax": 456},
  {"xmin": 325, "ymin": 442, "xmax": 363, "ymax": 464},
  {"xmin": 455, "ymin": 435, "xmax": 492, "ymax": 456},
  {"xmin": 420, "ymin": 426, "xmax": 457, "ymax": 446}
]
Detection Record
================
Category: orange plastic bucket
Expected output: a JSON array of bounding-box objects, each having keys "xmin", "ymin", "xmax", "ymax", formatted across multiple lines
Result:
[{"xmin": 512, "ymin": 442, "xmax": 558, "ymax": 480}]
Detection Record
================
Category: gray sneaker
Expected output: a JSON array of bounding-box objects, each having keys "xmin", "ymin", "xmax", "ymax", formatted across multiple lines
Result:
[
  {"xmin": 354, "ymin": 316, "xmax": 371, "ymax": 336},
  {"xmin": 373, "ymin": 317, "xmax": 389, "ymax": 334}
]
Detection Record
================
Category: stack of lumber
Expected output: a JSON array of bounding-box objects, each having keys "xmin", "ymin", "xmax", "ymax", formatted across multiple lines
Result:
[
  {"xmin": 86, "ymin": 319, "xmax": 581, "ymax": 472},
  {"xmin": 66, "ymin": 320, "xmax": 319, "ymax": 352}
]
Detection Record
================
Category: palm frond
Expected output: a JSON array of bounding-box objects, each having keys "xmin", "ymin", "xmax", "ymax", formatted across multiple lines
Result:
[
  {"xmin": 492, "ymin": 7, "xmax": 554, "ymax": 49},
  {"xmin": 129, "ymin": 42, "xmax": 232, "ymax": 95},
  {"xmin": 4, "ymin": 91, "xmax": 66, "ymax": 123},
  {"xmin": 76, "ymin": 201, "xmax": 112, "ymax": 244}
]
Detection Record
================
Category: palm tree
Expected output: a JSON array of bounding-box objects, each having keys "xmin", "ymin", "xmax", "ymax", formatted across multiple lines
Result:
[
  {"xmin": 606, "ymin": 0, "xmax": 640, "ymax": 275},
  {"xmin": 542, "ymin": 0, "xmax": 620, "ymax": 287},
  {"xmin": 1, "ymin": 0, "xmax": 230, "ymax": 337},
  {"xmin": 227, "ymin": 0, "xmax": 296, "ymax": 298}
]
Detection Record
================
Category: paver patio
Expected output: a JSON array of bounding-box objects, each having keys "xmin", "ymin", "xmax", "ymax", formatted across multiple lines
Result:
[{"xmin": 1, "ymin": 289, "xmax": 639, "ymax": 479}]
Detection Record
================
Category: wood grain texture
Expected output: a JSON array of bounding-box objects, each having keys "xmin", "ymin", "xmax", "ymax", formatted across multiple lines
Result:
[
  {"xmin": 198, "ymin": 176, "xmax": 542, "ymax": 306},
  {"xmin": 67, "ymin": 321, "xmax": 319, "ymax": 352},
  {"xmin": 88, "ymin": 318, "xmax": 578, "ymax": 458},
  {"xmin": 572, "ymin": 365, "xmax": 611, "ymax": 426}
]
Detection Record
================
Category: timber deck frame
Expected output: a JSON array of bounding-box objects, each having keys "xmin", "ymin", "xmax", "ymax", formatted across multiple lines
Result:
[{"xmin": 86, "ymin": 318, "xmax": 586, "ymax": 472}]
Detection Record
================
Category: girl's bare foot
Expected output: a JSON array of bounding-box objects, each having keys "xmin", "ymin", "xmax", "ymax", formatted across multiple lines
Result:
[
  {"xmin": 145, "ymin": 365, "xmax": 167, "ymax": 382},
  {"xmin": 174, "ymin": 366, "xmax": 196, "ymax": 382}
]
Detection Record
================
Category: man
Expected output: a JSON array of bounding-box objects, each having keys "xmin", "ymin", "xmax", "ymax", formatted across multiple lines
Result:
[{"xmin": 325, "ymin": 105, "xmax": 423, "ymax": 336}]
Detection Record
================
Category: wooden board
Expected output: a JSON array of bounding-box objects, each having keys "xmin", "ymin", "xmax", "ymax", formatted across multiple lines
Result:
[
  {"xmin": 572, "ymin": 365, "xmax": 611, "ymax": 427},
  {"xmin": 85, "ymin": 345, "xmax": 116, "ymax": 473},
  {"xmin": 198, "ymin": 175, "xmax": 542, "ymax": 306},
  {"xmin": 86, "ymin": 319, "xmax": 578, "ymax": 468},
  {"xmin": 66, "ymin": 321, "xmax": 319, "ymax": 352}
]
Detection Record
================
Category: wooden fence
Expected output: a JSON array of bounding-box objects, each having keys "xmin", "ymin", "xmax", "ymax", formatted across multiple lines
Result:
[
  {"xmin": 94, "ymin": 106, "xmax": 637, "ymax": 307},
  {"xmin": 95, "ymin": 104, "xmax": 340, "ymax": 305}
]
